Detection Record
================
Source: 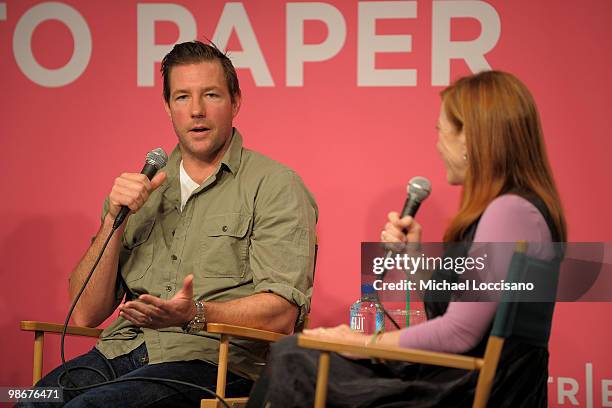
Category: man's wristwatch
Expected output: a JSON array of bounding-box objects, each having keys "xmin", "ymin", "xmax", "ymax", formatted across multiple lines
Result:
[{"xmin": 183, "ymin": 300, "xmax": 206, "ymax": 334}]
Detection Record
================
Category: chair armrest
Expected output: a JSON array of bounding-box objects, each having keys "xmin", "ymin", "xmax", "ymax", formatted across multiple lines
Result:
[
  {"xmin": 205, "ymin": 323, "xmax": 285, "ymax": 342},
  {"xmin": 297, "ymin": 335, "xmax": 483, "ymax": 371},
  {"xmin": 20, "ymin": 321, "xmax": 103, "ymax": 338}
]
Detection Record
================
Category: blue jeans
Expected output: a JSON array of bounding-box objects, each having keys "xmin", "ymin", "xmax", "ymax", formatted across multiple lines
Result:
[{"xmin": 17, "ymin": 343, "xmax": 253, "ymax": 407}]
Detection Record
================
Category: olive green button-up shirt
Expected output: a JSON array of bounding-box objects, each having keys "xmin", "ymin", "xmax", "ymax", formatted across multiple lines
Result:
[{"xmin": 95, "ymin": 129, "xmax": 318, "ymax": 379}]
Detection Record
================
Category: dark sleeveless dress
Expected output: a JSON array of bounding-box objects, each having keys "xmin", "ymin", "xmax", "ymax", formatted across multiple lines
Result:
[{"xmin": 252, "ymin": 194, "xmax": 562, "ymax": 408}]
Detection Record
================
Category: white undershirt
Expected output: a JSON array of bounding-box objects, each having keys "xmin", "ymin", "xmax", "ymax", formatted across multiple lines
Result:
[{"xmin": 179, "ymin": 160, "xmax": 200, "ymax": 211}]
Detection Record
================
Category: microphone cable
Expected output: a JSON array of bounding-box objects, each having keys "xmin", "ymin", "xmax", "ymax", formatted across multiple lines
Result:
[{"xmin": 57, "ymin": 223, "xmax": 232, "ymax": 408}]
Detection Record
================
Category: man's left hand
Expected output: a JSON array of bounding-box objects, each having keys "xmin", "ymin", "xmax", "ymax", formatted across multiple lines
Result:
[{"xmin": 119, "ymin": 274, "xmax": 196, "ymax": 329}]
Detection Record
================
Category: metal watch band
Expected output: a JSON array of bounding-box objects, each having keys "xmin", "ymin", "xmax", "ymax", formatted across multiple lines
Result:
[{"xmin": 183, "ymin": 300, "xmax": 206, "ymax": 334}]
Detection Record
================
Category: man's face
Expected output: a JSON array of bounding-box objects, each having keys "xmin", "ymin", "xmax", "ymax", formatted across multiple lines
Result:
[{"xmin": 164, "ymin": 61, "xmax": 241, "ymax": 164}]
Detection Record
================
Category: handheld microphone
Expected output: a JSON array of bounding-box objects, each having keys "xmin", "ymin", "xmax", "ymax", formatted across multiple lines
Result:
[
  {"xmin": 399, "ymin": 176, "xmax": 432, "ymax": 220},
  {"xmin": 384, "ymin": 176, "xmax": 432, "ymax": 259},
  {"xmin": 112, "ymin": 148, "xmax": 168, "ymax": 230},
  {"xmin": 377, "ymin": 176, "xmax": 431, "ymax": 329}
]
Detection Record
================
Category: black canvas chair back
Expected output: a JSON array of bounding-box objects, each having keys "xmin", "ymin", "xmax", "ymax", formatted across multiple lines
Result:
[{"xmin": 491, "ymin": 243, "xmax": 562, "ymax": 348}]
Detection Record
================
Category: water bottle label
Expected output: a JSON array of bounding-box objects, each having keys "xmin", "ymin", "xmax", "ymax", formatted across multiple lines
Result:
[{"xmin": 350, "ymin": 313, "xmax": 366, "ymax": 333}]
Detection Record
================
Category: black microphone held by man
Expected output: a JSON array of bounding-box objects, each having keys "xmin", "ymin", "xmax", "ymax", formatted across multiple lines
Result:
[{"xmin": 112, "ymin": 148, "xmax": 168, "ymax": 229}]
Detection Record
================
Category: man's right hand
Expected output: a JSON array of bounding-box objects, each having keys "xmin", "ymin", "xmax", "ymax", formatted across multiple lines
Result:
[{"xmin": 106, "ymin": 171, "xmax": 167, "ymax": 220}]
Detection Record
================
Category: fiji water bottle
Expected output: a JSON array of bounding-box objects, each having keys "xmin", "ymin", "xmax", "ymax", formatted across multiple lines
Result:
[{"xmin": 349, "ymin": 284, "xmax": 385, "ymax": 334}]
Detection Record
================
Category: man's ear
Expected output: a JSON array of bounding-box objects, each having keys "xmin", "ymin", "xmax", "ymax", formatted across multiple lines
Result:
[
  {"xmin": 164, "ymin": 100, "xmax": 171, "ymax": 117},
  {"xmin": 232, "ymin": 94, "xmax": 242, "ymax": 118}
]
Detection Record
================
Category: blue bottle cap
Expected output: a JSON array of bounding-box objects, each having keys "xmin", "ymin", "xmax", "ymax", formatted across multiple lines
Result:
[{"xmin": 361, "ymin": 284, "xmax": 375, "ymax": 294}]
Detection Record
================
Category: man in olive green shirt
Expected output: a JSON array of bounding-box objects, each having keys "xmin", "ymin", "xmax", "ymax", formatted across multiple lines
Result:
[{"xmin": 27, "ymin": 41, "xmax": 317, "ymax": 407}]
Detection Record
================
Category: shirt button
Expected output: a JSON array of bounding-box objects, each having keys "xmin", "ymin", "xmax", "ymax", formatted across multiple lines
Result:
[
  {"xmin": 222, "ymin": 225, "xmax": 228, "ymax": 232},
  {"xmin": 172, "ymin": 230, "xmax": 175, "ymax": 236},
  {"xmin": 165, "ymin": 285, "xmax": 172, "ymax": 292},
  {"xmin": 171, "ymin": 255, "xmax": 177, "ymax": 261}
]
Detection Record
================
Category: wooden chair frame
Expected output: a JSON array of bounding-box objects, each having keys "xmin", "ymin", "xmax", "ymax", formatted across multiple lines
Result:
[
  {"xmin": 298, "ymin": 242, "xmax": 532, "ymax": 408},
  {"xmin": 19, "ymin": 321, "xmax": 284, "ymax": 408},
  {"xmin": 200, "ymin": 323, "xmax": 285, "ymax": 408},
  {"xmin": 20, "ymin": 321, "xmax": 103, "ymax": 385},
  {"xmin": 298, "ymin": 333, "xmax": 503, "ymax": 408}
]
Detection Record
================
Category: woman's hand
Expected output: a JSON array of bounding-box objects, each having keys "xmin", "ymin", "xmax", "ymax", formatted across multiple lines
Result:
[
  {"xmin": 302, "ymin": 324, "xmax": 374, "ymax": 359},
  {"xmin": 303, "ymin": 324, "xmax": 368, "ymax": 345},
  {"xmin": 381, "ymin": 211, "xmax": 422, "ymax": 246}
]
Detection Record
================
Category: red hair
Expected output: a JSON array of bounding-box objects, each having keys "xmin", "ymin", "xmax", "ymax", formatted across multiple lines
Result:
[{"xmin": 441, "ymin": 71, "xmax": 566, "ymax": 242}]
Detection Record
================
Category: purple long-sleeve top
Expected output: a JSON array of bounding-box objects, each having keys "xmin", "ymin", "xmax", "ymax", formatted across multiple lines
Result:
[{"xmin": 398, "ymin": 194, "xmax": 555, "ymax": 353}]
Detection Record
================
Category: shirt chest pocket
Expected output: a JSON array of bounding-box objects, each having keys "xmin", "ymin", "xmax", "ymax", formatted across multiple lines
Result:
[
  {"xmin": 199, "ymin": 213, "xmax": 252, "ymax": 278},
  {"xmin": 120, "ymin": 218, "xmax": 155, "ymax": 283}
]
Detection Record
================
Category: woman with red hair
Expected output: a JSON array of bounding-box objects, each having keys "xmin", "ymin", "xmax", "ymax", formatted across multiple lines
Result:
[{"xmin": 248, "ymin": 70, "xmax": 566, "ymax": 408}]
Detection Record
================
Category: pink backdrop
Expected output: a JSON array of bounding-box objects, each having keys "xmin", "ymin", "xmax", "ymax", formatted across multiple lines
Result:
[{"xmin": 1, "ymin": 1, "xmax": 611, "ymax": 406}]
